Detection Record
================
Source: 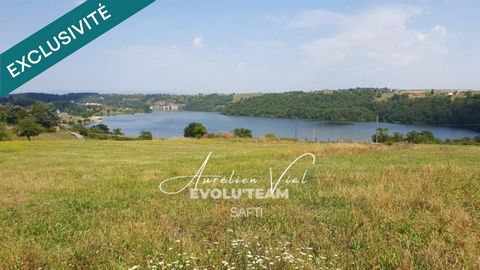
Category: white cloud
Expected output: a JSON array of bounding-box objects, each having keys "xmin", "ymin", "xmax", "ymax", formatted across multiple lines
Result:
[
  {"xmin": 431, "ymin": 25, "xmax": 448, "ymax": 36},
  {"xmin": 192, "ymin": 36, "xmax": 204, "ymax": 48},
  {"xmin": 294, "ymin": 7, "xmax": 448, "ymax": 66},
  {"xmin": 287, "ymin": 10, "xmax": 346, "ymax": 29}
]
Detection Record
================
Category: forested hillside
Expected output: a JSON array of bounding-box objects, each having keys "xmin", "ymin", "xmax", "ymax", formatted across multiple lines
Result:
[
  {"xmin": 182, "ymin": 94, "xmax": 233, "ymax": 111},
  {"xmin": 221, "ymin": 89, "xmax": 480, "ymax": 131},
  {"xmin": 222, "ymin": 90, "xmax": 377, "ymax": 121}
]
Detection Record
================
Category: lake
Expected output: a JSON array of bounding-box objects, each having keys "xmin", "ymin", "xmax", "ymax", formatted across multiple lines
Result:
[{"xmin": 98, "ymin": 111, "xmax": 479, "ymax": 141}]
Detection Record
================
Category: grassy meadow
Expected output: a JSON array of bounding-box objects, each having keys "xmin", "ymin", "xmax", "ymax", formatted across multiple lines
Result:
[{"xmin": 0, "ymin": 139, "xmax": 479, "ymax": 269}]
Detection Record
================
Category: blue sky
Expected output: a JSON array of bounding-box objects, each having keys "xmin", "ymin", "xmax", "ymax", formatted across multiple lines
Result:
[{"xmin": 1, "ymin": 0, "xmax": 479, "ymax": 94}]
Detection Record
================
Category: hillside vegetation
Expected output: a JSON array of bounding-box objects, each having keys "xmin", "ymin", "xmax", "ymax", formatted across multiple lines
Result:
[
  {"xmin": 182, "ymin": 94, "xmax": 233, "ymax": 111},
  {"xmin": 3, "ymin": 90, "xmax": 480, "ymax": 131},
  {"xmin": 0, "ymin": 140, "xmax": 479, "ymax": 269},
  {"xmin": 221, "ymin": 89, "xmax": 480, "ymax": 131}
]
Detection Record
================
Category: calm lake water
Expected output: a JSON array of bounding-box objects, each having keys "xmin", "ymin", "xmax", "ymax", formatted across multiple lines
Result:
[{"xmin": 98, "ymin": 111, "xmax": 479, "ymax": 141}]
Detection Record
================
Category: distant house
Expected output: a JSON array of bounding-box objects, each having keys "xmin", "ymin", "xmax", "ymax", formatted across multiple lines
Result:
[
  {"xmin": 150, "ymin": 101, "xmax": 183, "ymax": 111},
  {"xmin": 84, "ymin": 102, "xmax": 103, "ymax": 106},
  {"xmin": 321, "ymin": 89, "xmax": 335, "ymax": 94},
  {"xmin": 446, "ymin": 90, "xmax": 458, "ymax": 97}
]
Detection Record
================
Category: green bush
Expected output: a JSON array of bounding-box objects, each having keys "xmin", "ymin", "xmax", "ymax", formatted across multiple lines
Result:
[
  {"xmin": 372, "ymin": 129, "xmax": 445, "ymax": 145},
  {"xmin": 0, "ymin": 122, "xmax": 11, "ymax": 141},
  {"xmin": 371, "ymin": 128, "xmax": 390, "ymax": 143},
  {"xmin": 113, "ymin": 128, "xmax": 123, "ymax": 135},
  {"xmin": 184, "ymin": 122, "xmax": 208, "ymax": 138},
  {"xmin": 72, "ymin": 124, "xmax": 90, "ymax": 137},
  {"xmin": 265, "ymin": 132, "xmax": 277, "ymax": 140},
  {"xmin": 406, "ymin": 131, "xmax": 439, "ymax": 144},
  {"xmin": 90, "ymin": 124, "xmax": 110, "ymax": 134},
  {"xmin": 233, "ymin": 128, "xmax": 253, "ymax": 138},
  {"xmin": 391, "ymin": 132, "xmax": 405, "ymax": 143},
  {"xmin": 139, "ymin": 131, "xmax": 153, "ymax": 140}
]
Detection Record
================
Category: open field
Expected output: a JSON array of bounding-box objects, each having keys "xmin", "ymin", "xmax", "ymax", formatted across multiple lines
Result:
[{"xmin": 0, "ymin": 139, "xmax": 479, "ymax": 269}]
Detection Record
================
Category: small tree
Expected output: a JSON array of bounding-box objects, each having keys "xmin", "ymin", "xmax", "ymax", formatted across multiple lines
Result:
[
  {"xmin": 113, "ymin": 128, "xmax": 123, "ymax": 135},
  {"xmin": 475, "ymin": 135, "xmax": 480, "ymax": 143},
  {"xmin": 184, "ymin": 122, "xmax": 208, "ymax": 138},
  {"xmin": 15, "ymin": 117, "xmax": 44, "ymax": 141},
  {"xmin": 233, "ymin": 128, "xmax": 253, "ymax": 138},
  {"xmin": 0, "ymin": 122, "xmax": 10, "ymax": 141},
  {"xmin": 139, "ymin": 130, "xmax": 153, "ymax": 140},
  {"xmin": 372, "ymin": 128, "xmax": 390, "ymax": 143},
  {"xmin": 90, "ymin": 124, "xmax": 110, "ymax": 134}
]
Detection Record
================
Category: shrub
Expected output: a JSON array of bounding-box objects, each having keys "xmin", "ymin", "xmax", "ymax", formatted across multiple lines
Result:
[
  {"xmin": 406, "ymin": 130, "xmax": 439, "ymax": 144},
  {"xmin": 233, "ymin": 128, "xmax": 253, "ymax": 138},
  {"xmin": 391, "ymin": 132, "xmax": 405, "ymax": 143},
  {"xmin": 184, "ymin": 122, "xmax": 208, "ymax": 138},
  {"xmin": 372, "ymin": 129, "xmax": 444, "ymax": 145},
  {"xmin": 90, "ymin": 124, "xmax": 110, "ymax": 134},
  {"xmin": 475, "ymin": 135, "xmax": 480, "ymax": 143},
  {"xmin": 452, "ymin": 137, "xmax": 476, "ymax": 145},
  {"xmin": 265, "ymin": 132, "xmax": 277, "ymax": 140},
  {"xmin": 139, "ymin": 131, "xmax": 153, "ymax": 140},
  {"xmin": 371, "ymin": 128, "xmax": 390, "ymax": 143},
  {"xmin": 0, "ymin": 122, "xmax": 10, "ymax": 141},
  {"xmin": 113, "ymin": 128, "xmax": 123, "ymax": 135},
  {"xmin": 72, "ymin": 124, "xmax": 90, "ymax": 137}
]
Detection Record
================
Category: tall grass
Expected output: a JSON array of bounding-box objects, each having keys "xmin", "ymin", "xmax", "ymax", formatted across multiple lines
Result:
[{"xmin": 0, "ymin": 140, "xmax": 479, "ymax": 269}]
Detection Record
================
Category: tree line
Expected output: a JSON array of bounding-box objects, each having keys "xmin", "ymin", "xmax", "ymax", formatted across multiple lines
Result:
[
  {"xmin": 1, "ymin": 92, "xmax": 233, "ymax": 117},
  {"xmin": 183, "ymin": 122, "xmax": 253, "ymax": 139},
  {"xmin": 373, "ymin": 128, "xmax": 480, "ymax": 146}
]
